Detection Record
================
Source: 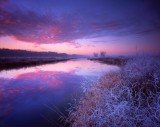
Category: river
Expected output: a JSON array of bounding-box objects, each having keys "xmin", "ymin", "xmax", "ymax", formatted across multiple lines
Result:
[{"xmin": 0, "ymin": 59, "xmax": 119, "ymax": 127}]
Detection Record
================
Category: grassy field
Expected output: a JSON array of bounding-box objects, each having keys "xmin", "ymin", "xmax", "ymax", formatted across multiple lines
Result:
[
  {"xmin": 67, "ymin": 56, "xmax": 160, "ymax": 127},
  {"xmin": 89, "ymin": 57, "xmax": 129, "ymax": 66},
  {"xmin": 0, "ymin": 57, "xmax": 71, "ymax": 71}
]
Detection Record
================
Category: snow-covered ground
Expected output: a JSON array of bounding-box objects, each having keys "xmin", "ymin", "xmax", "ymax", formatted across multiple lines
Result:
[{"xmin": 67, "ymin": 55, "xmax": 160, "ymax": 127}]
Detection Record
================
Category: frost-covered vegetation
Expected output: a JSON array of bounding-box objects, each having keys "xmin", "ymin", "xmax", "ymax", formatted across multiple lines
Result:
[{"xmin": 67, "ymin": 56, "xmax": 160, "ymax": 127}]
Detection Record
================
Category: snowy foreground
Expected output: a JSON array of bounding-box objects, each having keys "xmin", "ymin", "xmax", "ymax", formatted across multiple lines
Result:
[{"xmin": 67, "ymin": 56, "xmax": 160, "ymax": 127}]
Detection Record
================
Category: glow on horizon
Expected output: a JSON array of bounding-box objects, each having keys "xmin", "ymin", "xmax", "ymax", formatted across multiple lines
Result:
[
  {"xmin": 0, "ymin": 36, "xmax": 160, "ymax": 55},
  {"xmin": 0, "ymin": 0, "xmax": 160, "ymax": 56},
  {"xmin": 0, "ymin": 36, "xmax": 98, "ymax": 55}
]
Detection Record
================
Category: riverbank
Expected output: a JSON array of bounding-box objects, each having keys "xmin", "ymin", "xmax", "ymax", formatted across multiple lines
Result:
[
  {"xmin": 89, "ymin": 57, "xmax": 129, "ymax": 66},
  {"xmin": 67, "ymin": 56, "xmax": 160, "ymax": 126},
  {"xmin": 0, "ymin": 57, "xmax": 71, "ymax": 71}
]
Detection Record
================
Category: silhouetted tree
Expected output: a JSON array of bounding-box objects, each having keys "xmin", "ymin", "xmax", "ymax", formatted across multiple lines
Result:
[{"xmin": 100, "ymin": 51, "xmax": 106, "ymax": 58}]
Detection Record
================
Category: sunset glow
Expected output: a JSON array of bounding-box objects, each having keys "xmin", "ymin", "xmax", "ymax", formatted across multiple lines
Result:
[
  {"xmin": 0, "ymin": 0, "xmax": 160, "ymax": 55},
  {"xmin": 0, "ymin": 1, "xmax": 160, "ymax": 126}
]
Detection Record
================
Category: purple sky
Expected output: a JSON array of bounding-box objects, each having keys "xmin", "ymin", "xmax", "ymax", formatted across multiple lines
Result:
[{"xmin": 0, "ymin": 0, "xmax": 160, "ymax": 55}]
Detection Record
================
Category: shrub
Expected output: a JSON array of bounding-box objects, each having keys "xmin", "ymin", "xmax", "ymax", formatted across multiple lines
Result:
[{"xmin": 66, "ymin": 56, "xmax": 160, "ymax": 127}]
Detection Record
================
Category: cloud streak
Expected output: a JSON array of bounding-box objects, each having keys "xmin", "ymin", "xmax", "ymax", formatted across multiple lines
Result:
[{"xmin": 0, "ymin": 0, "xmax": 160, "ymax": 45}]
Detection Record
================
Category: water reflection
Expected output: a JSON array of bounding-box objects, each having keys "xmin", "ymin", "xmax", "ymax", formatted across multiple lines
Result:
[{"xmin": 0, "ymin": 59, "xmax": 119, "ymax": 127}]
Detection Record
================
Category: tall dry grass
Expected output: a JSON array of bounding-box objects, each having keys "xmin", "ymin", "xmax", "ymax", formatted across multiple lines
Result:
[{"xmin": 66, "ymin": 56, "xmax": 160, "ymax": 127}]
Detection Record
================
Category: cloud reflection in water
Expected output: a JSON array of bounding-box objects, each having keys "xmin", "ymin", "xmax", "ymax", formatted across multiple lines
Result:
[{"xmin": 0, "ymin": 59, "xmax": 119, "ymax": 127}]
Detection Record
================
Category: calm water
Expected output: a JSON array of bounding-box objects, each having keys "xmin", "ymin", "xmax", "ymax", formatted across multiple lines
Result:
[{"xmin": 0, "ymin": 59, "xmax": 119, "ymax": 127}]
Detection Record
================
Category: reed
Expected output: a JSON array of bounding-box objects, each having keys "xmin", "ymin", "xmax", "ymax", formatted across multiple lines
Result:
[{"xmin": 67, "ymin": 55, "xmax": 160, "ymax": 127}]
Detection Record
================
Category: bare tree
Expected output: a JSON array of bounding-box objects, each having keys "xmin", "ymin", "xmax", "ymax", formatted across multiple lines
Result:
[{"xmin": 100, "ymin": 51, "xmax": 106, "ymax": 58}]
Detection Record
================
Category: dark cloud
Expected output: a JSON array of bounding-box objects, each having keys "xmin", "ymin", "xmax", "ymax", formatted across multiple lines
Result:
[{"xmin": 0, "ymin": 0, "xmax": 160, "ymax": 44}]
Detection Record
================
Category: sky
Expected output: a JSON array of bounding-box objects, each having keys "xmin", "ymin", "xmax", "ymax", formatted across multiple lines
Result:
[{"xmin": 0, "ymin": 0, "xmax": 160, "ymax": 55}]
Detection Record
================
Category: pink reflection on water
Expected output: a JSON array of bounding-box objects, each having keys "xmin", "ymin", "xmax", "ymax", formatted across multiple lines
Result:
[
  {"xmin": 16, "ymin": 71, "xmax": 68, "ymax": 88},
  {"xmin": 0, "ymin": 59, "xmax": 119, "ymax": 79},
  {"xmin": 0, "ymin": 59, "xmax": 119, "ymax": 126},
  {"xmin": 0, "ymin": 70, "xmax": 82, "ymax": 119}
]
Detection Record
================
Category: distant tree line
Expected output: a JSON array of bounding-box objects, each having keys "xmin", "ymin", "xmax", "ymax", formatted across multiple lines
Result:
[
  {"xmin": 93, "ymin": 51, "xmax": 106, "ymax": 58},
  {"xmin": 0, "ymin": 49, "xmax": 69, "ymax": 58}
]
